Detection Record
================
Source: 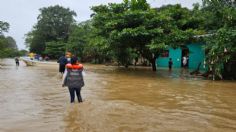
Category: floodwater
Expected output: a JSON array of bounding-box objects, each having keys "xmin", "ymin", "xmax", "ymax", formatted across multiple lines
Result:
[{"xmin": 0, "ymin": 59, "xmax": 236, "ymax": 132}]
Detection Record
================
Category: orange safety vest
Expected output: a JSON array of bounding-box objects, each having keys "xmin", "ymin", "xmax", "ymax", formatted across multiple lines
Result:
[
  {"xmin": 65, "ymin": 63, "xmax": 84, "ymax": 88},
  {"xmin": 66, "ymin": 63, "xmax": 83, "ymax": 69}
]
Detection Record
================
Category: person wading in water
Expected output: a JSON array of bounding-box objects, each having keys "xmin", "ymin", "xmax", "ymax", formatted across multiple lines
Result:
[
  {"xmin": 168, "ymin": 58, "xmax": 173, "ymax": 71},
  {"xmin": 15, "ymin": 57, "xmax": 20, "ymax": 66},
  {"xmin": 57, "ymin": 55, "xmax": 67, "ymax": 74},
  {"xmin": 62, "ymin": 57, "xmax": 84, "ymax": 103}
]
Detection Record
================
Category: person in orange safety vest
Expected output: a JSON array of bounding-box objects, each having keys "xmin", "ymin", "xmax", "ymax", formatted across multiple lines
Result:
[{"xmin": 62, "ymin": 57, "xmax": 84, "ymax": 103}]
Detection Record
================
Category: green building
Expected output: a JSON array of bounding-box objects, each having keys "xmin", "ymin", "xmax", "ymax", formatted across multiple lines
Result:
[{"xmin": 156, "ymin": 43, "xmax": 206, "ymax": 70}]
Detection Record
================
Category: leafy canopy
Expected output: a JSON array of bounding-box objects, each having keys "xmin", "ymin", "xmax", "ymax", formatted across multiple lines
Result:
[
  {"xmin": 25, "ymin": 5, "xmax": 76, "ymax": 56},
  {"xmin": 91, "ymin": 0, "xmax": 200, "ymax": 70}
]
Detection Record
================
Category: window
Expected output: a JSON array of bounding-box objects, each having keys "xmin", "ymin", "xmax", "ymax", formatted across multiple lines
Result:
[{"xmin": 161, "ymin": 50, "xmax": 169, "ymax": 57}]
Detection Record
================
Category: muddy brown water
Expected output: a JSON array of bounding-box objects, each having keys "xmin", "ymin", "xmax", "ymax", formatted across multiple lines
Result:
[{"xmin": 0, "ymin": 59, "xmax": 236, "ymax": 132}]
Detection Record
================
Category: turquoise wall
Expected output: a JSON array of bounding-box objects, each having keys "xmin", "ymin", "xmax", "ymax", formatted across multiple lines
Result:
[
  {"xmin": 156, "ymin": 47, "xmax": 182, "ymax": 68},
  {"xmin": 187, "ymin": 43, "xmax": 206, "ymax": 70},
  {"xmin": 156, "ymin": 43, "xmax": 206, "ymax": 70}
]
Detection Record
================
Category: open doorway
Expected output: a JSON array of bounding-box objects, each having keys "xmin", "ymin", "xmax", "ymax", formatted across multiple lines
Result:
[{"xmin": 181, "ymin": 47, "xmax": 189, "ymax": 68}]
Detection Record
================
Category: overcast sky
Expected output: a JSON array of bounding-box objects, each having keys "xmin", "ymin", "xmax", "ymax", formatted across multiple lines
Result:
[{"xmin": 0, "ymin": 0, "xmax": 201, "ymax": 50}]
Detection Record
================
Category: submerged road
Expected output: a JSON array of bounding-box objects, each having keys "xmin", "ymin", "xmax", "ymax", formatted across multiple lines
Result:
[{"xmin": 0, "ymin": 59, "xmax": 236, "ymax": 132}]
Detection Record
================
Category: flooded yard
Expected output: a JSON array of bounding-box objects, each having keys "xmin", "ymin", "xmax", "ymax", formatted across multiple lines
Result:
[{"xmin": 0, "ymin": 59, "xmax": 236, "ymax": 132}]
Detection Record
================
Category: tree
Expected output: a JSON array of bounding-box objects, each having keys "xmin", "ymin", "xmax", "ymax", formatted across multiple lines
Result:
[
  {"xmin": 203, "ymin": 0, "xmax": 236, "ymax": 8},
  {"xmin": 201, "ymin": 0, "xmax": 236, "ymax": 79},
  {"xmin": 0, "ymin": 36, "xmax": 18, "ymax": 58},
  {"xmin": 17, "ymin": 49, "xmax": 28, "ymax": 56},
  {"xmin": 66, "ymin": 21, "xmax": 92, "ymax": 61},
  {"xmin": 26, "ymin": 30, "xmax": 46, "ymax": 53},
  {"xmin": 205, "ymin": 28, "xmax": 236, "ymax": 80},
  {"xmin": 66, "ymin": 21, "xmax": 112, "ymax": 63},
  {"xmin": 0, "ymin": 21, "xmax": 9, "ymax": 35},
  {"xmin": 6, "ymin": 36, "xmax": 17, "ymax": 49},
  {"xmin": 37, "ymin": 5, "xmax": 76, "ymax": 41},
  {"xmin": 0, "ymin": 21, "xmax": 10, "ymax": 53},
  {"xmin": 85, "ymin": 35, "xmax": 113, "ymax": 64},
  {"xmin": 201, "ymin": 0, "xmax": 236, "ymax": 30},
  {"xmin": 25, "ymin": 5, "xmax": 76, "ymax": 56},
  {"xmin": 44, "ymin": 41, "xmax": 66, "ymax": 58},
  {"xmin": 0, "ymin": 21, "xmax": 19, "ymax": 58},
  {"xmin": 91, "ymin": 1, "xmax": 199, "ymax": 70}
]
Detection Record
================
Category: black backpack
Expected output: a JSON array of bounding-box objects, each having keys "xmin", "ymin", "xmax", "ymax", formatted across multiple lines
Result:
[{"xmin": 66, "ymin": 69, "xmax": 84, "ymax": 88}]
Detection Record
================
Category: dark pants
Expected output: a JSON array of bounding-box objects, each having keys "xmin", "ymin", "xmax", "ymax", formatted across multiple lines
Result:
[
  {"xmin": 68, "ymin": 87, "xmax": 82, "ymax": 103},
  {"xmin": 59, "ymin": 64, "xmax": 66, "ymax": 73},
  {"xmin": 16, "ymin": 62, "xmax": 19, "ymax": 66}
]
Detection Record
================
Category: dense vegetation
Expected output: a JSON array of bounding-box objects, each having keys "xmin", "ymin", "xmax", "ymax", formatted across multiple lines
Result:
[
  {"xmin": 202, "ymin": 0, "xmax": 236, "ymax": 79},
  {"xmin": 25, "ymin": 5, "xmax": 76, "ymax": 58},
  {"xmin": 25, "ymin": 0, "xmax": 236, "ymax": 79},
  {"xmin": 0, "ymin": 21, "xmax": 26, "ymax": 58}
]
